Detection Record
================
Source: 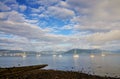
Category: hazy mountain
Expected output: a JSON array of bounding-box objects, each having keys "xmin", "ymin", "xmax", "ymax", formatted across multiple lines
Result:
[
  {"xmin": 109, "ymin": 50, "xmax": 120, "ymax": 53},
  {"xmin": 1, "ymin": 49, "xmax": 119, "ymax": 55},
  {"xmin": 0, "ymin": 49, "xmax": 36, "ymax": 54},
  {"xmin": 40, "ymin": 51, "xmax": 64, "ymax": 55},
  {"xmin": 64, "ymin": 49, "xmax": 102, "ymax": 54},
  {"xmin": 0, "ymin": 49, "xmax": 64, "ymax": 55}
]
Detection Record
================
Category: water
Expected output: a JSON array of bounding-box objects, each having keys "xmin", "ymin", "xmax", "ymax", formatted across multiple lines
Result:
[{"xmin": 0, "ymin": 53, "xmax": 120, "ymax": 77}]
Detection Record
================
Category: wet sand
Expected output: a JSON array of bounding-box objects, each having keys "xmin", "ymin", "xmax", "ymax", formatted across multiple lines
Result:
[{"xmin": 0, "ymin": 64, "xmax": 119, "ymax": 79}]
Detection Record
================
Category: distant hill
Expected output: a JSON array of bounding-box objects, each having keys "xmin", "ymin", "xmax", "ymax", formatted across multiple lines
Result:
[
  {"xmin": 64, "ymin": 49, "xmax": 102, "ymax": 54},
  {"xmin": 0, "ymin": 49, "xmax": 36, "ymax": 54},
  {"xmin": 0, "ymin": 49, "xmax": 23, "ymax": 53},
  {"xmin": 40, "ymin": 51, "xmax": 65, "ymax": 55},
  {"xmin": 109, "ymin": 50, "xmax": 120, "ymax": 53},
  {"xmin": 0, "ymin": 49, "xmax": 65, "ymax": 55}
]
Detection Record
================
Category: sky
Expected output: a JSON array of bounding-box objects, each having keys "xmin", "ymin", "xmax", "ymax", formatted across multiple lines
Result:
[{"xmin": 0, "ymin": 0, "xmax": 120, "ymax": 51}]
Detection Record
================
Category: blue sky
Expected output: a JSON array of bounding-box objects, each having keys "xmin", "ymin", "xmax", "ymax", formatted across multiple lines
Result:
[{"xmin": 0, "ymin": 0, "xmax": 120, "ymax": 51}]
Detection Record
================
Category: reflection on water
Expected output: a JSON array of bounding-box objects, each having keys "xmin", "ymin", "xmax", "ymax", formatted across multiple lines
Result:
[
  {"xmin": 90, "ymin": 54, "xmax": 95, "ymax": 58},
  {"xmin": 73, "ymin": 54, "xmax": 79, "ymax": 58},
  {"xmin": 0, "ymin": 53, "xmax": 120, "ymax": 77},
  {"xmin": 101, "ymin": 54, "xmax": 106, "ymax": 57}
]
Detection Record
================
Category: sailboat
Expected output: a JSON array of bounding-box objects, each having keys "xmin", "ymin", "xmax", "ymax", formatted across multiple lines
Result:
[
  {"xmin": 52, "ymin": 49, "xmax": 57, "ymax": 57},
  {"xmin": 73, "ymin": 49, "xmax": 79, "ymax": 58},
  {"xmin": 58, "ymin": 54, "xmax": 62, "ymax": 57},
  {"xmin": 22, "ymin": 52, "xmax": 26, "ymax": 58},
  {"xmin": 90, "ymin": 51, "xmax": 95, "ymax": 58},
  {"xmin": 101, "ymin": 50, "xmax": 105, "ymax": 57},
  {"xmin": 90, "ymin": 50, "xmax": 95, "ymax": 58},
  {"xmin": 53, "ymin": 54, "xmax": 56, "ymax": 57},
  {"xmin": 90, "ymin": 54, "xmax": 95, "ymax": 58},
  {"xmin": 36, "ymin": 54, "xmax": 41, "ymax": 57},
  {"xmin": 36, "ymin": 52, "xmax": 41, "ymax": 57}
]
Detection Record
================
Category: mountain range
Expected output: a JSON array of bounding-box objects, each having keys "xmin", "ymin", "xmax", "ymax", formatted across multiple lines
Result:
[
  {"xmin": 64, "ymin": 49, "xmax": 102, "ymax": 54},
  {"xmin": 0, "ymin": 49, "xmax": 119, "ymax": 55}
]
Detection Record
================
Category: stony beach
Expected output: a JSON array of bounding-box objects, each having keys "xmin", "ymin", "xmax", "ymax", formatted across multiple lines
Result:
[{"xmin": 0, "ymin": 64, "xmax": 119, "ymax": 79}]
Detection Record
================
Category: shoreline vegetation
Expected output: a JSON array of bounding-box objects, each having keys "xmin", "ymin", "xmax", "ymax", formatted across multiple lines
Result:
[{"xmin": 0, "ymin": 64, "xmax": 119, "ymax": 79}]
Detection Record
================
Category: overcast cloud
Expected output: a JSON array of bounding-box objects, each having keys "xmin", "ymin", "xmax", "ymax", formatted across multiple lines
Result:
[{"xmin": 0, "ymin": 0, "xmax": 120, "ymax": 51}]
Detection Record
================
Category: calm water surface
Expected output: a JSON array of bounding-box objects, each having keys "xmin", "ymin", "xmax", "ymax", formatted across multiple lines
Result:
[{"xmin": 0, "ymin": 53, "xmax": 120, "ymax": 77}]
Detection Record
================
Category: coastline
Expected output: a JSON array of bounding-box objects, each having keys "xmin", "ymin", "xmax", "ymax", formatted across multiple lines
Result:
[{"xmin": 0, "ymin": 64, "xmax": 119, "ymax": 79}]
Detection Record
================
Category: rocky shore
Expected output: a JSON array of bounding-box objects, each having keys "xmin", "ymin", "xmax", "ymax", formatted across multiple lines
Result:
[{"xmin": 0, "ymin": 64, "xmax": 119, "ymax": 79}]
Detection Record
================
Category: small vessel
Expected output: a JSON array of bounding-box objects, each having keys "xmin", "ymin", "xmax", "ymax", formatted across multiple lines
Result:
[
  {"xmin": 36, "ymin": 52, "xmax": 41, "ymax": 57},
  {"xmin": 101, "ymin": 54, "xmax": 105, "ymax": 57},
  {"xmin": 22, "ymin": 52, "xmax": 26, "ymax": 58},
  {"xmin": 73, "ymin": 49, "xmax": 79, "ymax": 58},
  {"xmin": 101, "ymin": 51, "xmax": 106, "ymax": 57},
  {"xmin": 58, "ymin": 54, "xmax": 62, "ymax": 57},
  {"xmin": 73, "ymin": 54, "xmax": 79, "ymax": 58},
  {"xmin": 53, "ymin": 54, "xmax": 56, "ymax": 57},
  {"xmin": 22, "ymin": 54, "xmax": 26, "ymax": 58},
  {"xmin": 90, "ymin": 54, "xmax": 95, "ymax": 58},
  {"xmin": 36, "ymin": 54, "xmax": 41, "ymax": 57}
]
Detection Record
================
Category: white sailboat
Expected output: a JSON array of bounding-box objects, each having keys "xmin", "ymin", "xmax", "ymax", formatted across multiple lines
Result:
[
  {"xmin": 36, "ymin": 54, "xmax": 41, "ymax": 57},
  {"xmin": 101, "ymin": 50, "xmax": 106, "ymax": 57},
  {"xmin": 22, "ymin": 52, "xmax": 26, "ymax": 58},
  {"xmin": 52, "ymin": 49, "xmax": 57, "ymax": 57},
  {"xmin": 58, "ymin": 54, "xmax": 62, "ymax": 57},
  {"xmin": 53, "ymin": 54, "xmax": 56, "ymax": 57},
  {"xmin": 90, "ymin": 54, "xmax": 95, "ymax": 58},
  {"xmin": 73, "ymin": 49, "xmax": 79, "ymax": 58},
  {"xmin": 36, "ymin": 52, "xmax": 41, "ymax": 57}
]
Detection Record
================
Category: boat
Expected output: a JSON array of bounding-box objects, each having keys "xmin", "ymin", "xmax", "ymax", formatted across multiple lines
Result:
[
  {"xmin": 22, "ymin": 52, "xmax": 26, "ymax": 58},
  {"xmin": 36, "ymin": 54, "xmax": 41, "ymax": 57},
  {"xmin": 53, "ymin": 54, "xmax": 56, "ymax": 57},
  {"xmin": 73, "ymin": 49, "xmax": 79, "ymax": 58},
  {"xmin": 101, "ymin": 51, "xmax": 106, "ymax": 57},
  {"xmin": 90, "ymin": 54, "xmax": 95, "ymax": 58},
  {"xmin": 58, "ymin": 54, "xmax": 62, "ymax": 57}
]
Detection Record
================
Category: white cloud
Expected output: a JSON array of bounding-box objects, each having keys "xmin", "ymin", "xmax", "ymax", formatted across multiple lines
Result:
[
  {"xmin": 47, "ymin": 6, "xmax": 75, "ymax": 19},
  {"xmin": 0, "ymin": 11, "xmax": 26, "ymax": 22},
  {"xmin": 39, "ymin": 14, "xmax": 45, "ymax": 18},
  {"xmin": 102, "ymin": 41, "xmax": 120, "ymax": 50},
  {"xmin": 0, "ymin": 15, "xmax": 91, "ymax": 51},
  {"xmin": 57, "ymin": 1, "xmax": 70, "ymax": 8},
  {"xmin": 0, "ymin": 2, "xmax": 11, "ymax": 11},
  {"xmin": 73, "ymin": 21, "xmax": 120, "ymax": 32},
  {"xmin": 0, "ymin": 0, "xmax": 120, "ymax": 51},
  {"xmin": 87, "ymin": 30, "xmax": 120, "ymax": 44},
  {"xmin": 0, "ymin": 10, "xmax": 74, "ymax": 51},
  {"xmin": 0, "ymin": 20, "xmax": 47, "ymax": 40},
  {"xmin": 66, "ymin": 0, "xmax": 98, "ymax": 14},
  {"xmin": 9, "ymin": 3, "xmax": 19, "ymax": 10},
  {"xmin": 31, "ymin": 7, "xmax": 45, "ymax": 13},
  {"xmin": 61, "ymin": 25, "xmax": 73, "ymax": 30},
  {"xmin": 26, "ymin": 0, "xmax": 59, "ymax": 7},
  {"xmin": 19, "ymin": 5, "xmax": 27, "ymax": 12},
  {"xmin": 0, "ymin": 0, "xmax": 20, "ymax": 11},
  {"xmin": 67, "ymin": 0, "xmax": 97, "ymax": 6},
  {"xmin": 3, "ymin": 0, "xmax": 17, "ymax": 4},
  {"xmin": 67, "ymin": 0, "xmax": 120, "ymax": 21},
  {"xmin": 91, "ymin": 0, "xmax": 120, "ymax": 21},
  {"xmin": 0, "ymin": 35, "xmax": 33, "ymax": 50}
]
